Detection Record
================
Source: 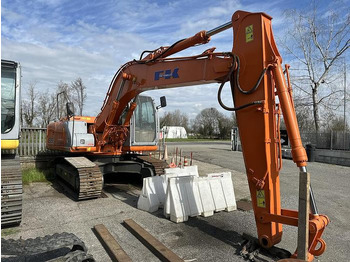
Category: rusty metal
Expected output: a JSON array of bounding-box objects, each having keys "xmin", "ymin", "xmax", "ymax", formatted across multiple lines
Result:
[
  {"xmin": 94, "ymin": 224, "xmax": 132, "ymax": 262},
  {"xmin": 123, "ymin": 219, "xmax": 184, "ymax": 262},
  {"xmin": 137, "ymin": 155, "xmax": 167, "ymax": 176}
]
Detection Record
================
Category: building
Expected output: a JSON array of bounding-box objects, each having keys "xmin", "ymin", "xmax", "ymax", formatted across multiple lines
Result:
[{"xmin": 162, "ymin": 126, "xmax": 188, "ymax": 139}]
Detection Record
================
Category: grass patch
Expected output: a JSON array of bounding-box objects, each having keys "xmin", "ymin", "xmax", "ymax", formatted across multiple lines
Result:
[
  {"xmin": 22, "ymin": 168, "xmax": 50, "ymax": 185},
  {"xmin": 1, "ymin": 227, "xmax": 20, "ymax": 237}
]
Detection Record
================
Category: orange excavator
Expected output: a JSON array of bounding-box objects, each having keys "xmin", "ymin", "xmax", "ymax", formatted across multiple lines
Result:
[{"xmin": 47, "ymin": 10, "xmax": 328, "ymax": 260}]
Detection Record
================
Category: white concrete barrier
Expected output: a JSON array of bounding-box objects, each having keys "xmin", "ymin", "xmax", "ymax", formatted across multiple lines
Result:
[
  {"xmin": 169, "ymin": 177, "xmax": 191, "ymax": 223},
  {"xmin": 208, "ymin": 176, "xmax": 226, "ymax": 212},
  {"xmin": 166, "ymin": 176, "xmax": 204, "ymax": 222},
  {"xmin": 197, "ymin": 177, "xmax": 215, "ymax": 217},
  {"xmin": 164, "ymin": 165, "xmax": 199, "ymax": 177},
  {"xmin": 186, "ymin": 177, "xmax": 203, "ymax": 217},
  {"xmin": 137, "ymin": 176, "xmax": 161, "ymax": 213},
  {"xmin": 138, "ymin": 166, "xmax": 198, "ymax": 213},
  {"xmin": 208, "ymin": 172, "xmax": 237, "ymax": 212},
  {"xmin": 138, "ymin": 169, "xmax": 237, "ymax": 223}
]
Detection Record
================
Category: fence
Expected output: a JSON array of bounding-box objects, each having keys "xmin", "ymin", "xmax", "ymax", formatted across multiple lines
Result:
[
  {"xmin": 301, "ymin": 131, "xmax": 350, "ymax": 151},
  {"xmin": 231, "ymin": 128, "xmax": 350, "ymax": 151},
  {"xmin": 18, "ymin": 128, "xmax": 47, "ymax": 156}
]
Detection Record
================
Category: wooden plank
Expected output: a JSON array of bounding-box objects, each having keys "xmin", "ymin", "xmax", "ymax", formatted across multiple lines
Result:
[
  {"xmin": 94, "ymin": 224, "xmax": 132, "ymax": 262},
  {"xmin": 124, "ymin": 219, "xmax": 184, "ymax": 262},
  {"xmin": 35, "ymin": 130, "xmax": 38, "ymax": 155},
  {"xmin": 39, "ymin": 129, "xmax": 42, "ymax": 151},
  {"xmin": 297, "ymin": 171, "xmax": 310, "ymax": 261},
  {"xmin": 24, "ymin": 130, "xmax": 27, "ymax": 156},
  {"xmin": 27, "ymin": 129, "xmax": 30, "ymax": 155},
  {"xmin": 31, "ymin": 129, "xmax": 34, "ymax": 156},
  {"xmin": 27, "ymin": 129, "xmax": 30, "ymax": 156}
]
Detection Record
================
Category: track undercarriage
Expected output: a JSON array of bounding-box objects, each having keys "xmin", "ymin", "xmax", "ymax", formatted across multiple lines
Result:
[
  {"xmin": 54, "ymin": 154, "xmax": 167, "ymax": 201},
  {"xmin": 1, "ymin": 154, "xmax": 22, "ymax": 227},
  {"xmin": 55, "ymin": 157, "xmax": 103, "ymax": 200}
]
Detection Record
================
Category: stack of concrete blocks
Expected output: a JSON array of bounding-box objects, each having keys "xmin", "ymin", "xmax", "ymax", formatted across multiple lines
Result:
[
  {"xmin": 137, "ymin": 166, "xmax": 199, "ymax": 213},
  {"xmin": 137, "ymin": 167, "xmax": 237, "ymax": 223}
]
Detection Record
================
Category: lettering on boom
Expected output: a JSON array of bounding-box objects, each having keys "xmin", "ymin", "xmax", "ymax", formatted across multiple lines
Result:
[{"xmin": 154, "ymin": 68, "xmax": 179, "ymax": 80}]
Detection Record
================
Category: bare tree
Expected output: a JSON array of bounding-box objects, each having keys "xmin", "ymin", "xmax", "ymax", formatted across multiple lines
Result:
[
  {"xmin": 38, "ymin": 91, "xmax": 56, "ymax": 127},
  {"xmin": 71, "ymin": 77, "xmax": 87, "ymax": 116},
  {"xmin": 193, "ymin": 108, "xmax": 227, "ymax": 138},
  {"xmin": 282, "ymin": 3, "xmax": 350, "ymax": 135},
  {"xmin": 160, "ymin": 110, "xmax": 189, "ymax": 131},
  {"xmin": 324, "ymin": 114, "xmax": 349, "ymax": 132},
  {"xmin": 56, "ymin": 81, "xmax": 71, "ymax": 119},
  {"xmin": 22, "ymin": 82, "xmax": 38, "ymax": 127},
  {"xmin": 294, "ymin": 98, "xmax": 316, "ymax": 132}
]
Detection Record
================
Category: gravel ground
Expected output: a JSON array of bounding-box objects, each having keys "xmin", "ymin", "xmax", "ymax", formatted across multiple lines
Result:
[{"xmin": 2, "ymin": 142, "xmax": 349, "ymax": 261}]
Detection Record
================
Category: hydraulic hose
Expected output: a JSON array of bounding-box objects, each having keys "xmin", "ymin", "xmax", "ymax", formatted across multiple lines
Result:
[{"xmin": 217, "ymin": 54, "xmax": 269, "ymax": 111}]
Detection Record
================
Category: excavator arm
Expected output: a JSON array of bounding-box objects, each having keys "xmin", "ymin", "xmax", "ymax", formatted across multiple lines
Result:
[{"xmin": 92, "ymin": 10, "xmax": 328, "ymax": 260}]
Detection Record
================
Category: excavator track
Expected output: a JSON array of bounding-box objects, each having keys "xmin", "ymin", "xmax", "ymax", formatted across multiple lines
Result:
[
  {"xmin": 137, "ymin": 155, "xmax": 168, "ymax": 176},
  {"xmin": 1, "ymin": 232, "xmax": 95, "ymax": 261},
  {"xmin": 56, "ymin": 157, "xmax": 103, "ymax": 200},
  {"xmin": 1, "ymin": 155, "xmax": 22, "ymax": 227}
]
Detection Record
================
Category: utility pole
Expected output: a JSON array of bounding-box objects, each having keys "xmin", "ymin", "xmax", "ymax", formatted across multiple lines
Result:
[{"xmin": 343, "ymin": 58, "xmax": 347, "ymax": 150}]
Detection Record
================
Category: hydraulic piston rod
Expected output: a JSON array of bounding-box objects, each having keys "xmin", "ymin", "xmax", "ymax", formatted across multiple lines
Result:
[
  {"xmin": 155, "ymin": 21, "xmax": 233, "ymax": 59},
  {"xmin": 207, "ymin": 21, "xmax": 232, "ymax": 37}
]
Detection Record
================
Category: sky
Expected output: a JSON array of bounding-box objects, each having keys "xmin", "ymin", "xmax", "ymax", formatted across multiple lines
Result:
[{"xmin": 1, "ymin": 0, "xmax": 348, "ymax": 120}]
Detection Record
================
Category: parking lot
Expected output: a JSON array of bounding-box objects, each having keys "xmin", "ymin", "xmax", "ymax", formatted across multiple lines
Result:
[{"xmin": 2, "ymin": 142, "xmax": 350, "ymax": 261}]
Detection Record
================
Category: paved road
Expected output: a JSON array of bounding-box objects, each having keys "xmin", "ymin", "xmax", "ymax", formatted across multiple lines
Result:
[
  {"xmin": 2, "ymin": 142, "xmax": 349, "ymax": 262},
  {"xmin": 167, "ymin": 141, "xmax": 350, "ymax": 261}
]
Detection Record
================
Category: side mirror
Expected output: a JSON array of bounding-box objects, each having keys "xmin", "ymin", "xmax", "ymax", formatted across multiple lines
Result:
[
  {"xmin": 157, "ymin": 96, "xmax": 167, "ymax": 110},
  {"xmin": 160, "ymin": 96, "xmax": 167, "ymax": 108},
  {"xmin": 66, "ymin": 102, "xmax": 75, "ymax": 117}
]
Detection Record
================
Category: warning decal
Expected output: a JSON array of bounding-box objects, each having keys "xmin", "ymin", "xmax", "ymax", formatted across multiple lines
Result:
[
  {"xmin": 245, "ymin": 25, "xmax": 253, "ymax": 42},
  {"xmin": 257, "ymin": 190, "xmax": 266, "ymax": 208}
]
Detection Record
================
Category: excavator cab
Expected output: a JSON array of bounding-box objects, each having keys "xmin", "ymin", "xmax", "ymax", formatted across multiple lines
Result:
[
  {"xmin": 1, "ymin": 60, "xmax": 20, "ymax": 136},
  {"xmin": 126, "ymin": 95, "xmax": 166, "ymax": 146}
]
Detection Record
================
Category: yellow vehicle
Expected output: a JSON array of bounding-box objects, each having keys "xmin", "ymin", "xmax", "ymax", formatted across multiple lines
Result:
[{"xmin": 1, "ymin": 59, "xmax": 22, "ymax": 226}]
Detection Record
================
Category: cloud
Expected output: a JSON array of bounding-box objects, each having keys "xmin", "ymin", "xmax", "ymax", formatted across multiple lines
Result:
[{"xmin": 2, "ymin": 0, "xmax": 314, "ymax": 120}]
